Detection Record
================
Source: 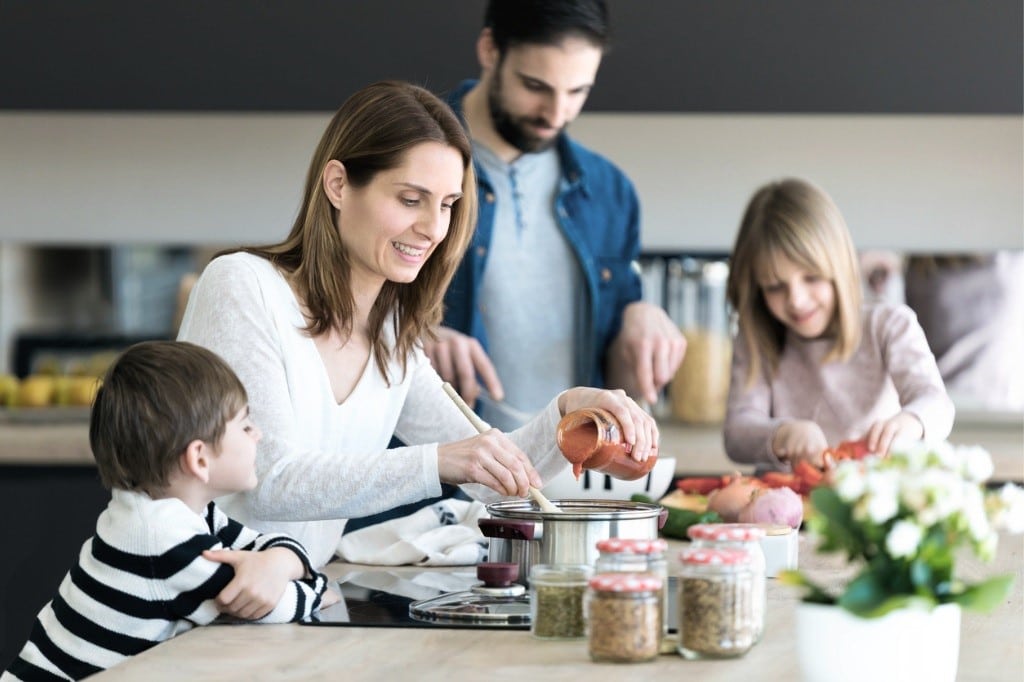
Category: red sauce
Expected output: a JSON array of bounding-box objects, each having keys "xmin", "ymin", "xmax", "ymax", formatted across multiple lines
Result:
[{"xmin": 556, "ymin": 408, "xmax": 658, "ymax": 482}]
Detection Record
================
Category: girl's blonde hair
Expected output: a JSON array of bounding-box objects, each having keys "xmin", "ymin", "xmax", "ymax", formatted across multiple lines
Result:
[
  {"xmin": 223, "ymin": 81, "xmax": 477, "ymax": 384},
  {"xmin": 726, "ymin": 178, "xmax": 862, "ymax": 386}
]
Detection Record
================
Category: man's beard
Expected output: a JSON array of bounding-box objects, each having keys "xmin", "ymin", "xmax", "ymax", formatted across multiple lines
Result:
[{"xmin": 486, "ymin": 74, "xmax": 561, "ymax": 154}]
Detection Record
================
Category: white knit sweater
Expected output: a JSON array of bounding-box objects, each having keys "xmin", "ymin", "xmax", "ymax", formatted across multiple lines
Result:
[
  {"xmin": 177, "ymin": 253, "xmax": 569, "ymax": 568},
  {"xmin": 3, "ymin": 490, "xmax": 328, "ymax": 681}
]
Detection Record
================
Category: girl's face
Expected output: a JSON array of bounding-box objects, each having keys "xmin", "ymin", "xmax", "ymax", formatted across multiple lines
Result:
[
  {"xmin": 758, "ymin": 253, "xmax": 836, "ymax": 339},
  {"xmin": 333, "ymin": 141, "xmax": 464, "ymax": 291}
]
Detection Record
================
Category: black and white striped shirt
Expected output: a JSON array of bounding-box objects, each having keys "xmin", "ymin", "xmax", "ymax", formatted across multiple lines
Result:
[{"xmin": 3, "ymin": 489, "xmax": 329, "ymax": 681}]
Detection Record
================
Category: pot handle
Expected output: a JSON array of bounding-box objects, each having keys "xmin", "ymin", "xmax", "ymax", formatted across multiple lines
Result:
[
  {"xmin": 658, "ymin": 505, "xmax": 668, "ymax": 529},
  {"xmin": 478, "ymin": 518, "xmax": 536, "ymax": 541}
]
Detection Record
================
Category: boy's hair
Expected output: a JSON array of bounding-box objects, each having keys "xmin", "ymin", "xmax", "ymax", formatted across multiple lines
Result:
[
  {"xmin": 726, "ymin": 178, "xmax": 863, "ymax": 386},
  {"xmin": 89, "ymin": 341, "xmax": 248, "ymax": 491},
  {"xmin": 484, "ymin": 0, "xmax": 610, "ymax": 53}
]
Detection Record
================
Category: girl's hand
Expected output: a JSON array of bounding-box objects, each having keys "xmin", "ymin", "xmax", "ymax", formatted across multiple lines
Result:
[
  {"xmin": 864, "ymin": 411, "xmax": 924, "ymax": 456},
  {"xmin": 772, "ymin": 420, "xmax": 829, "ymax": 468},
  {"xmin": 437, "ymin": 430, "xmax": 543, "ymax": 498},
  {"xmin": 558, "ymin": 387, "xmax": 659, "ymax": 463},
  {"xmin": 319, "ymin": 587, "xmax": 341, "ymax": 610},
  {"xmin": 203, "ymin": 547, "xmax": 304, "ymax": 620}
]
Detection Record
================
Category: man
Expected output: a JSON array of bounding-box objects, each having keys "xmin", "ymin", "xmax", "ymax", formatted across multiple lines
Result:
[{"xmin": 429, "ymin": 0, "xmax": 686, "ymax": 429}]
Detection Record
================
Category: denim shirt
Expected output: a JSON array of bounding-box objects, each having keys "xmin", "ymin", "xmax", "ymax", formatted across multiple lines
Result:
[{"xmin": 443, "ymin": 79, "xmax": 643, "ymax": 388}]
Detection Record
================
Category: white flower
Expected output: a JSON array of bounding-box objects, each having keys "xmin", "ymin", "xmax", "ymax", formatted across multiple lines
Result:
[
  {"xmin": 856, "ymin": 469, "xmax": 900, "ymax": 525},
  {"xmin": 960, "ymin": 445, "xmax": 994, "ymax": 483},
  {"xmin": 960, "ymin": 484, "xmax": 991, "ymax": 541},
  {"xmin": 975, "ymin": 530, "xmax": 999, "ymax": 562},
  {"xmin": 886, "ymin": 520, "xmax": 923, "ymax": 559},
  {"xmin": 990, "ymin": 483, "xmax": 1024, "ymax": 534},
  {"xmin": 901, "ymin": 469, "xmax": 963, "ymax": 527},
  {"xmin": 832, "ymin": 460, "xmax": 866, "ymax": 502},
  {"xmin": 931, "ymin": 440, "xmax": 959, "ymax": 471}
]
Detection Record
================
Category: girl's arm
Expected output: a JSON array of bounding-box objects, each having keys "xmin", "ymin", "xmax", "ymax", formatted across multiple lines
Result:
[
  {"xmin": 722, "ymin": 333, "xmax": 789, "ymax": 468},
  {"xmin": 874, "ymin": 304, "xmax": 956, "ymax": 446}
]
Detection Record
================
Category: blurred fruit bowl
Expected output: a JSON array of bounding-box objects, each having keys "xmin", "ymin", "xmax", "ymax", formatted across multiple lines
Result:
[{"xmin": 541, "ymin": 457, "xmax": 676, "ymax": 502}]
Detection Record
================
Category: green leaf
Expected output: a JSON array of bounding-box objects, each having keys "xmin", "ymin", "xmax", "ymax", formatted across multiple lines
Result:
[
  {"xmin": 952, "ymin": 574, "xmax": 1015, "ymax": 613},
  {"xmin": 837, "ymin": 572, "xmax": 887, "ymax": 616},
  {"xmin": 778, "ymin": 570, "xmax": 834, "ymax": 604}
]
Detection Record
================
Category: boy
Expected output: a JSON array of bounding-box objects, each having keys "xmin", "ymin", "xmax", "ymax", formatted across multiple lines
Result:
[{"xmin": 3, "ymin": 341, "xmax": 335, "ymax": 681}]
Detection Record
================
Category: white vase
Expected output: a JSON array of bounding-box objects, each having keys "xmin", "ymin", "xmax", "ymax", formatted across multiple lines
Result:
[{"xmin": 796, "ymin": 601, "xmax": 961, "ymax": 682}]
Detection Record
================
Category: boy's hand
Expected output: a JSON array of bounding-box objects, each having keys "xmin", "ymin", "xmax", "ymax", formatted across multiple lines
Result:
[
  {"xmin": 203, "ymin": 547, "xmax": 305, "ymax": 620},
  {"xmin": 320, "ymin": 587, "xmax": 341, "ymax": 610}
]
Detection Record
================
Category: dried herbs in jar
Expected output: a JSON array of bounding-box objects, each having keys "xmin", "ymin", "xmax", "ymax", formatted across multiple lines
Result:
[
  {"xmin": 586, "ymin": 572, "xmax": 663, "ymax": 663},
  {"xmin": 529, "ymin": 564, "xmax": 592, "ymax": 639},
  {"xmin": 677, "ymin": 547, "xmax": 760, "ymax": 659}
]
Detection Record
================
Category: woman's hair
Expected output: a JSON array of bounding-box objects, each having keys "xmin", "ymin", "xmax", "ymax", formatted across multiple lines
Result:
[
  {"xmin": 90, "ymin": 341, "xmax": 248, "ymax": 491},
  {"xmin": 726, "ymin": 178, "xmax": 862, "ymax": 386},
  {"xmin": 229, "ymin": 80, "xmax": 477, "ymax": 383}
]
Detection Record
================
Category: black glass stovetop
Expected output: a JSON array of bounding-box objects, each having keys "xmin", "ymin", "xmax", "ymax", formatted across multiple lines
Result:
[{"xmin": 301, "ymin": 567, "xmax": 679, "ymax": 631}]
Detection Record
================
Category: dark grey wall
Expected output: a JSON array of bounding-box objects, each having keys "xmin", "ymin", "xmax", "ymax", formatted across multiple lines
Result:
[{"xmin": 1, "ymin": 0, "xmax": 1020, "ymax": 113}]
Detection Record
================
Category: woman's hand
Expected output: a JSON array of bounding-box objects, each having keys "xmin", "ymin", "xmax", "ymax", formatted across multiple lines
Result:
[
  {"xmin": 437, "ymin": 430, "xmax": 543, "ymax": 498},
  {"xmin": 864, "ymin": 411, "xmax": 924, "ymax": 456},
  {"xmin": 772, "ymin": 420, "xmax": 829, "ymax": 468},
  {"xmin": 558, "ymin": 388, "xmax": 659, "ymax": 463}
]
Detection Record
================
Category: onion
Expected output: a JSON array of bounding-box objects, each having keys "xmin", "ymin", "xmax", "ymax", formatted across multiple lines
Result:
[
  {"xmin": 737, "ymin": 486, "xmax": 804, "ymax": 528},
  {"xmin": 706, "ymin": 474, "xmax": 763, "ymax": 522}
]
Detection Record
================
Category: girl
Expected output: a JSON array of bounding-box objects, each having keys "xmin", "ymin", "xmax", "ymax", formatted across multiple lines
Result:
[
  {"xmin": 178, "ymin": 81, "xmax": 657, "ymax": 570},
  {"xmin": 723, "ymin": 178, "xmax": 954, "ymax": 470}
]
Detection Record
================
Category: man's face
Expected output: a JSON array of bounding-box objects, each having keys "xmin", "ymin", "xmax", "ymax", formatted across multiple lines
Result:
[{"xmin": 486, "ymin": 36, "xmax": 603, "ymax": 153}]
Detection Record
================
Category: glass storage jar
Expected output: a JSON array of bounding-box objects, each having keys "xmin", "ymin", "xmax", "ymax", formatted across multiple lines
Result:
[
  {"xmin": 594, "ymin": 537, "xmax": 669, "ymax": 635},
  {"xmin": 687, "ymin": 523, "xmax": 767, "ymax": 641},
  {"xmin": 677, "ymin": 547, "xmax": 761, "ymax": 659},
  {"xmin": 556, "ymin": 407, "xmax": 658, "ymax": 481},
  {"xmin": 529, "ymin": 564, "xmax": 592, "ymax": 639},
  {"xmin": 666, "ymin": 258, "xmax": 732, "ymax": 423},
  {"xmin": 586, "ymin": 572, "xmax": 663, "ymax": 663}
]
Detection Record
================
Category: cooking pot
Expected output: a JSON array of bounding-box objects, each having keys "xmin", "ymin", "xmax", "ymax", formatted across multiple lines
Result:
[{"xmin": 480, "ymin": 499, "xmax": 667, "ymax": 585}]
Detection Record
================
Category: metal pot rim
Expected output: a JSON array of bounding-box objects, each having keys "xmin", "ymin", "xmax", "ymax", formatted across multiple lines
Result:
[{"xmin": 486, "ymin": 498, "xmax": 662, "ymax": 521}]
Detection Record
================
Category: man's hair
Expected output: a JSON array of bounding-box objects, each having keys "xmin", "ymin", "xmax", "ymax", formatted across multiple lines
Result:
[
  {"xmin": 484, "ymin": 0, "xmax": 610, "ymax": 53},
  {"xmin": 89, "ymin": 341, "xmax": 248, "ymax": 491}
]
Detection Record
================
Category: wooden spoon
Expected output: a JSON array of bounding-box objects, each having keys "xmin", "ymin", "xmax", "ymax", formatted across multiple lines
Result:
[{"xmin": 440, "ymin": 382, "xmax": 561, "ymax": 514}]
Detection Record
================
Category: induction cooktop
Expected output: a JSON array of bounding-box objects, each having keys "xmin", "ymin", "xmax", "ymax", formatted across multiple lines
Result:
[{"xmin": 301, "ymin": 567, "xmax": 680, "ymax": 631}]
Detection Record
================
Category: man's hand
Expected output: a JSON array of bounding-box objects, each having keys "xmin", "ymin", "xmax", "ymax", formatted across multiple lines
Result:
[
  {"xmin": 423, "ymin": 326, "xmax": 504, "ymax": 408},
  {"xmin": 606, "ymin": 302, "xmax": 687, "ymax": 405},
  {"xmin": 203, "ymin": 547, "xmax": 305, "ymax": 620}
]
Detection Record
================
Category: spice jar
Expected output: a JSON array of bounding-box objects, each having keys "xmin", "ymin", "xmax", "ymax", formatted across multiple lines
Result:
[
  {"xmin": 556, "ymin": 407, "xmax": 657, "ymax": 481},
  {"xmin": 686, "ymin": 523, "xmax": 766, "ymax": 641},
  {"xmin": 529, "ymin": 564, "xmax": 592, "ymax": 639},
  {"xmin": 586, "ymin": 572, "xmax": 663, "ymax": 663},
  {"xmin": 594, "ymin": 537, "xmax": 669, "ymax": 635},
  {"xmin": 677, "ymin": 547, "xmax": 760, "ymax": 659}
]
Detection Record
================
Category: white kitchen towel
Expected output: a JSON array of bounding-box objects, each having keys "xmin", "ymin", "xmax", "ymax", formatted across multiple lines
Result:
[{"xmin": 336, "ymin": 498, "xmax": 489, "ymax": 566}]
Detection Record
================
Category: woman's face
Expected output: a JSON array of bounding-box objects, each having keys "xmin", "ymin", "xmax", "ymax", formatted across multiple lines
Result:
[
  {"xmin": 758, "ymin": 253, "xmax": 836, "ymax": 339},
  {"xmin": 333, "ymin": 141, "xmax": 464, "ymax": 290}
]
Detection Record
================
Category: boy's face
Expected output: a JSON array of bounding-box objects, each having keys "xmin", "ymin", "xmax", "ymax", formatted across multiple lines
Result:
[{"xmin": 208, "ymin": 406, "xmax": 261, "ymax": 495}]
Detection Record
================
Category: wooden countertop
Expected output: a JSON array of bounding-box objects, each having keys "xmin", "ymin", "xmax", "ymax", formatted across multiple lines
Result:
[
  {"xmin": 92, "ymin": 533, "xmax": 1024, "ymax": 681},
  {"xmin": 2, "ymin": 411, "xmax": 1021, "ymax": 481}
]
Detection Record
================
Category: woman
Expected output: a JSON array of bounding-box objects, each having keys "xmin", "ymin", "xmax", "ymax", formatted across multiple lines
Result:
[{"xmin": 178, "ymin": 81, "xmax": 657, "ymax": 569}]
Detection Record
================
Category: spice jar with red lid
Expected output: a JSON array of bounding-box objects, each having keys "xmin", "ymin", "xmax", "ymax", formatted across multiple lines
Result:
[
  {"xmin": 687, "ymin": 523, "xmax": 767, "ymax": 641},
  {"xmin": 556, "ymin": 407, "xmax": 657, "ymax": 481},
  {"xmin": 677, "ymin": 547, "xmax": 760, "ymax": 659},
  {"xmin": 594, "ymin": 537, "xmax": 669, "ymax": 634},
  {"xmin": 586, "ymin": 572, "xmax": 663, "ymax": 663}
]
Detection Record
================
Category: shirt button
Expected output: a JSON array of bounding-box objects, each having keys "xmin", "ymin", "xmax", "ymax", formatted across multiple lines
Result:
[
  {"xmin": 476, "ymin": 246, "xmax": 486, "ymax": 257},
  {"xmin": 601, "ymin": 268, "xmax": 613, "ymax": 282},
  {"xmin": 485, "ymin": 193, "xmax": 495, "ymax": 203}
]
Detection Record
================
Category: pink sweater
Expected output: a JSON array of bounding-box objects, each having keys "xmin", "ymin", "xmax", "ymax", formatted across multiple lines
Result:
[{"xmin": 724, "ymin": 303, "xmax": 954, "ymax": 468}]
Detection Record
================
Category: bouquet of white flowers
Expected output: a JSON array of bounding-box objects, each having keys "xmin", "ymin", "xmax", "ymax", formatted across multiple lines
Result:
[{"xmin": 782, "ymin": 441, "xmax": 1024, "ymax": 617}]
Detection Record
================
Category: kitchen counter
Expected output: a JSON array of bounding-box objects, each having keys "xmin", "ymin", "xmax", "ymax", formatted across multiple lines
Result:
[
  {"xmin": 3, "ymin": 411, "xmax": 1020, "ymax": 480},
  {"xmin": 91, "ymin": 533, "xmax": 1024, "ymax": 681}
]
